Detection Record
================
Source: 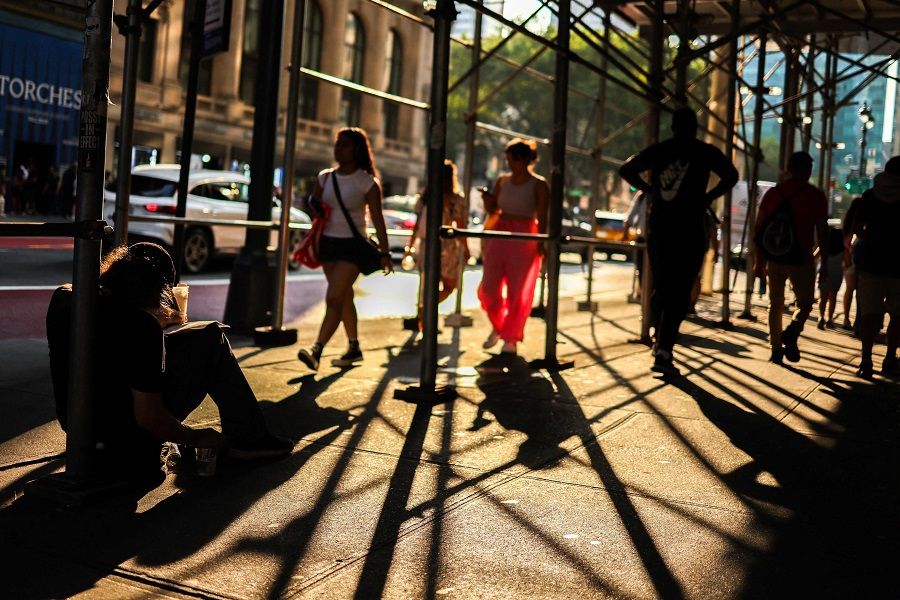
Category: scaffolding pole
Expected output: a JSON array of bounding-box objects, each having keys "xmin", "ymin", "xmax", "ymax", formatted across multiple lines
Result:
[
  {"xmin": 739, "ymin": 30, "xmax": 768, "ymax": 321},
  {"xmin": 395, "ymin": 0, "xmax": 458, "ymax": 403},
  {"xmin": 532, "ymin": 0, "xmax": 572, "ymax": 371}
]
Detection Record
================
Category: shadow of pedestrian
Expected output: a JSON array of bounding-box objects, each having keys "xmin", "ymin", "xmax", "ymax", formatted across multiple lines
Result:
[{"xmin": 668, "ymin": 375, "xmax": 900, "ymax": 597}]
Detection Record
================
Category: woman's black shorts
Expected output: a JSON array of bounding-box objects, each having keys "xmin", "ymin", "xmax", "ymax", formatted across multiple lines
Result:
[{"xmin": 319, "ymin": 235, "xmax": 363, "ymax": 266}]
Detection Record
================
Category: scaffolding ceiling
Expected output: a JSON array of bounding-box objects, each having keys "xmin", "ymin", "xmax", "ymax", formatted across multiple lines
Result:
[{"xmin": 601, "ymin": 0, "xmax": 900, "ymax": 54}]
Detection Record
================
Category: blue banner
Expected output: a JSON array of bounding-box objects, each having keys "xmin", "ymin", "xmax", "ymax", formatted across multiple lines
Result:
[{"xmin": 0, "ymin": 20, "xmax": 82, "ymax": 171}]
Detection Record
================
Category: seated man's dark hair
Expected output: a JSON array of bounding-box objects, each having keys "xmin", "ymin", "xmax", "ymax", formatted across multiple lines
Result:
[
  {"xmin": 884, "ymin": 155, "xmax": 900, "ymax": 175},
  {"xmin": 99, "ymin": 242, "xmax": 176, "ymax": 314}
]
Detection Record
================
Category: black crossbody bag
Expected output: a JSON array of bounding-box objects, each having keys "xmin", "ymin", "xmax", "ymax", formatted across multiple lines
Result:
[{"xmin": 330, "ymin": 171, "xmax": 383, "ymax": 275}]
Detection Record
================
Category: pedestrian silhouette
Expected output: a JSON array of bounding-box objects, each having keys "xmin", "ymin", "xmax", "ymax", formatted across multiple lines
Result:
[{"xmin": 619, "ymin": 107, "xmax": 738, "ymax": 377}]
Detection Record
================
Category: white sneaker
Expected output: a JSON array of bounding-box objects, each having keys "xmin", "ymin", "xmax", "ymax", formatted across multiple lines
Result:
[{"xmin": 482, "ymin": 330, "xmax": 501, "ymax": 349}]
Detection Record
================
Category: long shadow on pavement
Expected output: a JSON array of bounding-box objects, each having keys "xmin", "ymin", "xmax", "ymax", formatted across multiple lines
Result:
[
  {"xmin": 668, "ymin": 375, "xmax": 900, "ymax": 598},
  {"xmin": 1, "ymin": 383, "xmax": 351, "ymax": 599}
]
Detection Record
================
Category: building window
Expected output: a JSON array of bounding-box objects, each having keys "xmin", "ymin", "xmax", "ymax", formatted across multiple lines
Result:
[
  {"xmin": 340, "ymin": 13, "xmax": 364, "ymax": 126},
  {"xmin": 383, "ymin": 29, "xmax": 402, "ymax": 139},
  {"xmin": 239, "ymin": 0, "xmax": 260, "ymax": 104},
  {"xmin": 137, "ymin": 19, "xmax": 158, "ymax": 83},
  {"xmin": 179, "ymin": 0, "xmax": 213, "ymax": 96},
  {"xmin": 299, "ymin": 0, "xmax": 323, "ymax": 120}
]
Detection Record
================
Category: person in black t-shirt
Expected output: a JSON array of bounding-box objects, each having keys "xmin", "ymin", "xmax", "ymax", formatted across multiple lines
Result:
[
  {"xmin": 849, "ymin": 156, "xmax": 900, "ymax": 378},
  {"xmin": 47, "ymin": 242, "xmax": 293, "ymax": 479},
  {"xmin": 620, "ymin": 108, "xmax": 738, "ymax": 377}
]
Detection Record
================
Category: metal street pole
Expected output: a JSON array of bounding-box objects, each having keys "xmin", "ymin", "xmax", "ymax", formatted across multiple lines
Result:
[
  {"xmin": 720, "ymin": 0, "xmax": 739, "ymax": 327},
  {"xmin": 224, "ymin": 0, "xmax": 286, "ymax": 330},
  {"xmin": 395, "ymin": 0, "xmax": 457, "ymax": 403},
  {"xmin": 172, "ymin": 0, "xmax": 206, "ymax": 284},
  {"xmin": 579, "ymin": 11, "xmax": 609, "ymax": 314},
  {"xmin": 255, "ymin": 0, "xmax": 306, "ymax": 347},
  {"xmin": 113, "ymin": 0, "xmax": 143, "ymax": 248},
  {"xmin": 447, "ymin": 0, "xmax": 482, "ymax": 329},
  {"xmin": 67, "ymin": 0, "xmax": 115, "ymax": 483},
  {"xmin": 533, "ymin": 0, "xmax": 571, "ymax": 371},
  {"xmin": 739, "ymin": 31, "xmax": 767, "ymax": 320}
]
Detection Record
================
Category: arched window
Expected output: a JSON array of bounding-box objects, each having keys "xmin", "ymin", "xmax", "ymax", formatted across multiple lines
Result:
[
  {"xmin": 340, "ymin": 13, "xmax": 364, "ymax": 126},
  {"xmin": 299, "ymin": 0, "xmax": 323, "ymax": 120},
  {"xmin": 382, "ymin": 29, "xmax": 403, "ymax": 139}
]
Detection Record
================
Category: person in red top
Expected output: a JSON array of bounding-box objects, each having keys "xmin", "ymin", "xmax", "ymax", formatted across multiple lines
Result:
[{"xmin": 754, "ymin": 151, "xmax": 829, "ymax": 364}]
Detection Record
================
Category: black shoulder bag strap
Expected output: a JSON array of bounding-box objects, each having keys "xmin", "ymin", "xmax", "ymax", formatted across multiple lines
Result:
[{"xmin": 330, "ymin": 170, "xmax": 367, "ymax": 241}]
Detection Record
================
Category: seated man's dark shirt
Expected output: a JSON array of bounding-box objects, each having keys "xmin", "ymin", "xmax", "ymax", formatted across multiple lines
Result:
[{"xmin": 46, "ymin": 285, "xmax": 165, "ymax": 454}]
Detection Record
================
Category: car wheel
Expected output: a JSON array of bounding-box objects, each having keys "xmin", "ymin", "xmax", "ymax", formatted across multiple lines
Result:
[
  {"xmin": 183, "ymin": 228, "xmax": 213, "ymax": 273},
  {"xmin": 287, "ymin": 230, "xmax": 302, "ymax": 271}
]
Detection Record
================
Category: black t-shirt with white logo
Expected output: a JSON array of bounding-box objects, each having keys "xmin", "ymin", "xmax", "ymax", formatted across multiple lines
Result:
[{"xmin": 627, "ymin": 137, "xmax": 736, "ymax": 247}]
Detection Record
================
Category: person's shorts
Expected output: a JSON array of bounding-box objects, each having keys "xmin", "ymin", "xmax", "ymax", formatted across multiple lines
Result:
[
  {"xmin": 857, "ymin": 271, "xmax": 900, "ymax": 317},
  {"xmin": 319, "ymin": 235, "xmax": 361, "ymax": 265}
]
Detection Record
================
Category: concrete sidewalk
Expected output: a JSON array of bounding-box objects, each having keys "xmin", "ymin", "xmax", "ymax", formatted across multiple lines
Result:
[{"xmin": 1, "ymin": 271, "xmax": 898, "ymax": 599}]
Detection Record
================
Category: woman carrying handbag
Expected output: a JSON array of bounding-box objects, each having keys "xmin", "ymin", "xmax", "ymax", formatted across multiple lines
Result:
[{"xmin": 297, "ymin": 128, "xmax": 393, "ymax": 371}]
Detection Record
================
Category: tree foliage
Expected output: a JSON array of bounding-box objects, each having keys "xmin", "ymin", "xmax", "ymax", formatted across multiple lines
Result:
[{"xmin": 446, "ymin": 21, "xmax": 711, "ymax": 211}]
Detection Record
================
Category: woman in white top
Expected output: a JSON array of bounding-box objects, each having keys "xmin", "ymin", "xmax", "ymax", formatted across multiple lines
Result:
[
  {"xmin": 478, "ymin": 138, "xmax": 549, "ymax": 355},
  {"xmin": 298, "ymin": 128, "xmax": 393, "ymax": 371}
]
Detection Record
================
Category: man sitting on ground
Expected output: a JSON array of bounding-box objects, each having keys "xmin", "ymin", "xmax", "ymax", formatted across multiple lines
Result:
[{"xmin": 47, "ymin": 242, "xmax": 293, "ymax": 480}]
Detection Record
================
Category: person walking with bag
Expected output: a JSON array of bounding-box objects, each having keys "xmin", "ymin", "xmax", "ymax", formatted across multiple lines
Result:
[
  {"xmin": 297, "ymin": 128, "xmax": 393, "ymax": 371},
  {"xmin": 478, "ymin": 138, "xmax": 549, "ymax": 356},
  {"xmin": 753, "ymin": 151, "xmax": 828, "ymax": 364}
]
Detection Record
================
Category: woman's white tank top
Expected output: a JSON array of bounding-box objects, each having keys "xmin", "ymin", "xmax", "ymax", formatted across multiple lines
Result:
[{"xmin": 497, "ymin": 176, "xmax": 538, "ymax": 218}]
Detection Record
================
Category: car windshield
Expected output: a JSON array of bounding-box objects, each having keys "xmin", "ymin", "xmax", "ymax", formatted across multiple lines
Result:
[
  {"xmin": 383, "ymin": 195, "xmax": 418, "ymax": 213},
  {"xmin": 105, "ymin": 175, "xmax": 177, "ymax": 198},
  {"xmin": 597, "ymin": 218, "xmax": 625, "ymax": 229}
]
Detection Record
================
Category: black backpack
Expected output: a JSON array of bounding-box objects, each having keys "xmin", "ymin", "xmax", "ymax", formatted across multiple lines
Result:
[{"xmin": 753, "ymin": 184, "xmax": 809, "ymax": 264}]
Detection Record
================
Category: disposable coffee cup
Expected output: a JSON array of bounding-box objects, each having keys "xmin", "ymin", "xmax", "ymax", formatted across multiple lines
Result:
[
  {"xmin": 195, "ymin": 447, "xmax": 217, "ymax": 477},
  {"xmin": 172, "ymin": 284, "xmax": 189, "ymax": 318}
]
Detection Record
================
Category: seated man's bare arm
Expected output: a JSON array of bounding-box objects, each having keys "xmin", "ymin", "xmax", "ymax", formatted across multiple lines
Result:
[{"xmin": 132, "ymin": 389, "xmax": 223, "ymax": 449}]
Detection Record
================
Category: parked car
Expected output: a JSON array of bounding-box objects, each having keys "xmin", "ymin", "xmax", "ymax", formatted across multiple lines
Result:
[
  {"xmin": 103, "ymin": 164, "xmax": 311, "ymax": 273},
  {"xmin": 376, "ymin": 194, "xmax": 419, "ymax": 257}
]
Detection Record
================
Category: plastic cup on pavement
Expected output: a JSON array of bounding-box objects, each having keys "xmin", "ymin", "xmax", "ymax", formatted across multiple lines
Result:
[
  {"xmin": 172, "ymin": 284, "xmax": 189, "ymax": 318},
  {"xmin": 195, "ymin": 447, "xmax": 217, "ymax": 477}
]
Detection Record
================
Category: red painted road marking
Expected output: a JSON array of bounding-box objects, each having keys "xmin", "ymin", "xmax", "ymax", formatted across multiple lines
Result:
[{"xmin": 0, "ymin": 237, "xmax": 74, "ymax": 250}]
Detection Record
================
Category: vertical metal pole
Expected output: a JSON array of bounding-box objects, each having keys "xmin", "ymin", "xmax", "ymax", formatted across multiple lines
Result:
[
  {"xmin": 859, "ymin": 102, "xmax": 869, "ymax": 177},
  {"xmin": 674, "ymin": 0, "xmax": 690, "ymax": 106},
  {"xmin": 824, "ymin": 42, "xmax": 837, "ymax": 209},
  {"xmin": 640, "ymin": 0, "xmax": 664, "ymax": 342},
  {"xmin": 581, "ymin": 11, "xmax": 610, "ymax": 312},
  {"xmin": 801, "ymin": 35, "xmax": 816, "ymax": 153},
  {"xmin": 720, "ymin": 0, "xmax": 739, "ymax": 326},
  {"xmin": 420, "ymin": 0, "xmax": 456, "ymax": 389},
  {"xmin": 113, "ymin": 0, "xmax": 142, "ymax": 247},
  {"xmin": 269, "ymin": 0, "xmax": 306, "ymax": 336},
  {"xmin": 740, "ymin": 31, "xmax": 767, "ymax": 318},
  {"xmin": 172, "ymin": 0, "xmax": 206, "ymax": 283},
  {"xmin": 817, "ymin": 39, "xmax": 832, "ymax": 189},
  {"xmin": 67, "ymin": 0, "xmax": 114, "ymax": 481},
  {"xmin": 777, "ymin": 46, "xmax": 797, "ymax": 176},
  {"xmin": 453, "ymin": 0, "xmax": 482, "ymax": 322},
  {"xmin": 542, "ymin": 0, "xmax": 570, "ymax": 365}
]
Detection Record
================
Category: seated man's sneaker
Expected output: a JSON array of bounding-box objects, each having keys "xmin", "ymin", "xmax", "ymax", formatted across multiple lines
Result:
[{"xmin": 229, "ymin": 432, "xmax": 294, "ymax": 460}]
